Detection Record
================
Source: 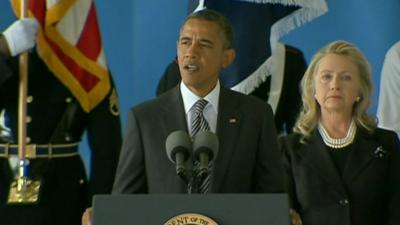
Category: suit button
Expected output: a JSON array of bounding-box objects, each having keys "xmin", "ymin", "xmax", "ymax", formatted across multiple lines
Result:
[{"xmin": 339, "ymin": 199, "xmax": 349, "ymax": 206}]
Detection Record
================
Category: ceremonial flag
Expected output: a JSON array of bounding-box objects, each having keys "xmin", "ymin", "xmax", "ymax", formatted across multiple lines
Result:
[{"xmin": 11, "ymin": 0, "xmax": 110, "ymax": 112}]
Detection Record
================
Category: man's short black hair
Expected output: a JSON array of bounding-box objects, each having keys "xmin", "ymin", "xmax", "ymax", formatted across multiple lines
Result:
[{"xmin": 182, "ymin": 9, "xmax": 234, "ymax": 49}]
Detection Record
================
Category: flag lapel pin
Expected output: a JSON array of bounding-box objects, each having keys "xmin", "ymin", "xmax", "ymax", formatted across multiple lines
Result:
[{"xmin": 229, "ymin": 118, "xmax": 237, "ymax": 124}]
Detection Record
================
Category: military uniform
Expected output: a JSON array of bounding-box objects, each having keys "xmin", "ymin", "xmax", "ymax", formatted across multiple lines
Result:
[{"xmin": 0, "ymin": 50, "xmax": 122, "ymax": 225}]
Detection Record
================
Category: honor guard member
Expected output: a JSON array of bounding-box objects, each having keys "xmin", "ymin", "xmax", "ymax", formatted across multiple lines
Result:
[{"xmin": 0, "ymin": 18, "xmax": 122, "ymax": 225}]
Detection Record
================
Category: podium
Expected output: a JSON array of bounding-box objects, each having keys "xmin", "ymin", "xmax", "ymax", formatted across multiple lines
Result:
[{"xmin": 92, "ymin": 194, "xmax": 291, "ymax": 225}]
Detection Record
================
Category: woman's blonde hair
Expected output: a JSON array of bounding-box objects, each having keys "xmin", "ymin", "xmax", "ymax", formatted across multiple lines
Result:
[{"xmin": 293, "ymin": 40, "xmax": 376, "ymax": 142}]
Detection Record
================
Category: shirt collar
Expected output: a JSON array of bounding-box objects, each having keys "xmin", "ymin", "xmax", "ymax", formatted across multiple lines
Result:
[{"xmin": 180, "ymin": 81, "xmax": 220, "ymax": 114}]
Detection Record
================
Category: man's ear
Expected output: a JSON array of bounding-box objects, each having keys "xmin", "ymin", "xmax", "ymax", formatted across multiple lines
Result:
[{"xmin": 222, "ymin": 48, "xmax": 236, "ymax": 68}]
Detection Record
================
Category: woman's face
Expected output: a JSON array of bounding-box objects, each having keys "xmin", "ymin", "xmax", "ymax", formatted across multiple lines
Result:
[{"xmin": 314, "ymin": 53, "xmax": 361, "ymax": 116}]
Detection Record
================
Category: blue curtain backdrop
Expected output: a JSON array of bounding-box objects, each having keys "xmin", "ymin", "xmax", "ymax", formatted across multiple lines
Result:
[{"xmin": 1, "ymin": 0, "xmax": 399, "ymax": 173}]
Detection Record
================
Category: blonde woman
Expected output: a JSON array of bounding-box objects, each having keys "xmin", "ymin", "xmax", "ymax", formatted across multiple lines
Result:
[{"xmin": 281, "ymin": 40, "xmax": 400, "ymax": 225}]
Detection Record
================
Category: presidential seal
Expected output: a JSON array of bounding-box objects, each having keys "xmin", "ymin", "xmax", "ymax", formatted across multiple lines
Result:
[{"xmin": 164, "ymin": 213, "xmax": 218, "ymax": 225}]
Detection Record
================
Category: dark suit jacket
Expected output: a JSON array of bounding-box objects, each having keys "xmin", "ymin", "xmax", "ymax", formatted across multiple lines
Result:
[
  {"xmin": 281, "ymin": 128, "xmax": 400, "ymax": 225},
  {"xmin": 113, "ymin": 85, "xmax": 285, "ymax": 194}
]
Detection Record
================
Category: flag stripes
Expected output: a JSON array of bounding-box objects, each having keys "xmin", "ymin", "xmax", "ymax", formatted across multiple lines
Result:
[{"xmin": 11, "ymin": 0, "xmax": 110, "ymax": 112}]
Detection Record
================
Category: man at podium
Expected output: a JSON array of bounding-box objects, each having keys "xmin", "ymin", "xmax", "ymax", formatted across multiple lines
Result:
[{"xmin": 83, "ymin": 8, "xmax": 294, "ymax": 225}]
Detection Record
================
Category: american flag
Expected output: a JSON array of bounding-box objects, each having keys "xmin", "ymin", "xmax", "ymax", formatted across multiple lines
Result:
[{"xmin": 11, "ymin": 0, "xmax": 110, "ymax": 112}]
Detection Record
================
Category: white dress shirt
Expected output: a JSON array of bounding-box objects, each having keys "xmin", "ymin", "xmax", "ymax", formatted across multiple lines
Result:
[{"xmin": 180, "ymin": 81, "xmax": 219, "ymax": 135}]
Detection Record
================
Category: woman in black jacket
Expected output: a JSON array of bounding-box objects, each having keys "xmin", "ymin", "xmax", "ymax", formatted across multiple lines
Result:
[{"xmin": 281, "ymin": 40, "xmax": 400, "ymax": 225}]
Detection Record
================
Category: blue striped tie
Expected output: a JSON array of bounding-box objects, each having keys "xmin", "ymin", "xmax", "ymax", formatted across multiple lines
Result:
[{"xmin": 191, "ymin": 99, "xmax": 211, "ymax": 193}]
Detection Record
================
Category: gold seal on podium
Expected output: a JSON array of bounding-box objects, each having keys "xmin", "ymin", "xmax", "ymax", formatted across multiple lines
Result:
[{"xmin": 164, "ymin": 213, "xmax": 218, "ymax": 225}]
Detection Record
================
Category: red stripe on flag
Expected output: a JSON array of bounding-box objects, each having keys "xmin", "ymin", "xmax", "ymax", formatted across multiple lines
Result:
[
  {"xmin": 76, "ymin": 3, "xmax": 101, "ymax": 60},
  {"xmin": 29, "ymin": 0, "xmax": 46, "ymax": 26},
  {"xmin": 46, "ymin": 36, "xmax": 100, "ymax": 92}
]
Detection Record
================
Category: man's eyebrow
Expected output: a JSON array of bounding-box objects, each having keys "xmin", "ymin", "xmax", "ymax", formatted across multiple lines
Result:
[{"xmin": 178, "ymin": 36, "xmax": 214, "ymax": 46}]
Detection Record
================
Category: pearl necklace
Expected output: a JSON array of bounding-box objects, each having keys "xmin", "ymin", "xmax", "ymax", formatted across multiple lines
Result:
[{"xmin": 318, "ymin": 120, "xmax": 357, "ymax": 149}]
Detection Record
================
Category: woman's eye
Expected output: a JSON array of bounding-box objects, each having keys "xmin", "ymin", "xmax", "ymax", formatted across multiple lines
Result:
[
  {"xmin": 321, "ymin": 74, "xmax": 332, "ymax": 81},
  {"xmin": 341, "ymin": 74, "xmax": 352, "ymax": 81}
]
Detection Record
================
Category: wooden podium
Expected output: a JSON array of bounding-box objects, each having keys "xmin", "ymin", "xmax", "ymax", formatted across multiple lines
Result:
[{"xmin": 92, "ymin": 194, "xmax": 291, "ymax": 225}]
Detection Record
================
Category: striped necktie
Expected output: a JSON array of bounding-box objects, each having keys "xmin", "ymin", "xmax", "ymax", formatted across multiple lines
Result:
[
  {"xmin": 191, "ymin": 99, "xmax": 209, "ymax": 135},
  {"xmin": 191, "ymin": 99, "xmax": 211, "ymax": 193}
]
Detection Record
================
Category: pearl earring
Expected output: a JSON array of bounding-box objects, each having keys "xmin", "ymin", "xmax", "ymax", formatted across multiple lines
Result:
[{"xmin": 356, "ymin": 96, "xmax": 361, "ymax": 102}]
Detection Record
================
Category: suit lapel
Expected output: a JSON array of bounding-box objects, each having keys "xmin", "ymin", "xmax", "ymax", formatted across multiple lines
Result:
[
  {"xmin": 211, "ymin": 88, "xmax": 241, "ymax": 192},
  {"xmin": 159, "ymin": 86, "xmax": 189, "ymax": 193},
  {"xmin": 304, "ymin": 132, "xmax": 345, "ymax": 193},
  {"xmin": 160, "ymin": 86, "xmax": 188, "ymax": 133},
  {"xmin": 342, "ymin": 129, "xmax": 376, "ymax": 184}
]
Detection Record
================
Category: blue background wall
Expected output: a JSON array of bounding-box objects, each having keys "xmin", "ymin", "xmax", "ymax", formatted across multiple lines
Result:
[
  {"xmin": 94, "ymin": 0, "xmax": 188, "ymax": 125},
  {"xmin": 1, "ymin": 0, "xmax": 399, "ymax": 172}
]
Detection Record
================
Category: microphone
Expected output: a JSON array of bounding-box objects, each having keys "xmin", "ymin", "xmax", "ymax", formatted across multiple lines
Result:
[
  {"xmin": 165, "ymin": 130, "xmax": 192, "ymax": 179},
  {"xmin": 193, "ymin": 130, "xmax": 219, "ymax": 179}
]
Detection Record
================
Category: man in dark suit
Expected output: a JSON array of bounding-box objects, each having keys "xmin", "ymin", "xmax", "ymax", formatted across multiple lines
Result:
[
  {"xmin": 82, "ymin": 9, "xmax": 289, "ymax": 225},
  {"xmin": 112, "ymin": 8, "xmax": 285, "ymax": 194}
]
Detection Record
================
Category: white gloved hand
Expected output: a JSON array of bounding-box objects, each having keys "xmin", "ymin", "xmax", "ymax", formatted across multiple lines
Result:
[{"xmin": 3, "ymin": 18, "xmax": 39, "ymax": 56}]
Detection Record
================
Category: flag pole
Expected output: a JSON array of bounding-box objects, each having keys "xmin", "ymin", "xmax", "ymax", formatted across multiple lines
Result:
[
  {"xmin": 8, "ymin": 0, "xmax": 41, "ymax": 204},
  {"xmin": 17, "ymin": 0, "xmax": 29, "ymax": 187}
]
